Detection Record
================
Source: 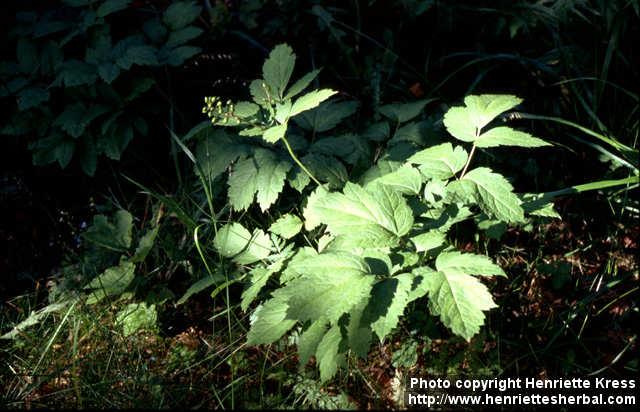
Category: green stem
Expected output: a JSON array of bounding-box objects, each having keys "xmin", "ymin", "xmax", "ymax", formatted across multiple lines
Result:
[
  {"xmin": 460, "ymin": 143, "xmax": 477, "ymax": 179},
  {"xmin": 281, "ymin": 135, "xmax": 322, "ymax": 186}
]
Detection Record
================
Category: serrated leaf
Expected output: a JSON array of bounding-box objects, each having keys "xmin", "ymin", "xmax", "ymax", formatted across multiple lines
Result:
[
  {"xmin": 196, "ymin": 129, "xmax": 248, "ymax": 181},
  {"xmin": 234, "ymin": 101, "xmax": 260, "ymax": 118},
  {"xmin": 444, "ymin": 94, "xmax": 523, "ymax": 141},
  {"xmin": 85, "ymin": 261, "xmax": 136, "ymax": 304},
  {"xmin": 247, "ymin": 298, "xmax": 297, "ymax": 345},
  {"xmin": 54, "ymin": 140, "xmax": 75, "ymax": 168},
  {"xmin": 360, "ymin": 160, "xmax": 401, "ymax": 186},
  {"xmin": 298, "ymin": 319, "xmax": 328, "ymax": 366},
  {"xmin": 364, "ymin": 164, "xmax": 422, "ymax": 195},
  {"xmin": 379, "ymin": 99, "xmax": 433, "ymax": 123},
  {"xmin": 290, "ymin": 89, "xmax": 337, "ymax": 117},
  {"xmin": 254, "ymin": 149, "xmax": 292, "ymax": 211},
  {"xmin": 163, "ymin": 1, "xmax": 202, "ymax": 30},
  {"xmin": 241, "ymin": 267, "xmax": 272, "ymax": 311},
  {"xmin": 288, "ymin": 166, "xmax": 311, "ymax": 193},
  {"xmin": 367, "ymin": 273, "xmax": 416, "ymax": 341},
  {"xmin": 435, "ymin": 251, "xmax": 506, "ymax": 277},
  {"xmin": 363, "ymin": 121, "xmax": 391, "ymax": 142},
  {"xmin": 410, "ymin": 230, "xmax": 446, "ymax": 253},
  {"xmin": 407, "ymin": 143, "xmax": 468, "ymax": 180},
  {"xmin": 474, "ymin": 126, "xmax": 551, "ymax": 148},
  {"xmin": 274, "ymin": 252, "xmax": 375, "ymax": 323},
  {"xmin": 422, "ymin": 204, "xmax": 474, "ymax": 233},
  {"xmin": 262, "ymin": 124, "xmax": 287, "ymax": 143},
  {"xmin": 280, "ymin": 247, "xmax": 318, "ymax": 283},
  {"xmin": 166, "ymin": 45, "xmax": 201, "ymax": 66},
  {"xmin": 143, "ymin": 18, "xmax": 167, "ymax": 43},
  {"xmin": 309, "ymin": 134, "xmax": 369, "ymax": 166},
  {"xmin": 250, "ymin": 79, "xmax": 271, "ymax": 108},
  {"xmin": 284, "ymin": 68, "xmax": 321, "ymax": 100},
  {"xmin": 269, "ymin": 214, "xmax": 303, "ymax": 239},
  {"xmin": 315, "ymin": 324, "xmax": 343, "ymax": 382},
  {"xmin": 228, "ymin": 156, "xmax": 258, "ymax": 211},
  {"xmin": 389, "ymin": 121, "xmax": 431, "ymax": 145},
  {"xmin": 124, "ymin": 45, "xmax": 158, "ymax": 66},
  {"xmin": 294, "ymin": 100, "xmax": 359, "ymax": 133},
  {"xmin": 304, "ymin": 182, "xmax": 414, "ymax": 247},
  {"xmin": 464, "ymin": 94, "xmax": 522, "ymax": 130},
  {"xmin": 300, "ymin": 153, "xmax": 348, "ymax": 189},
  {"xmin": 262, "ymin": 44, "xmax": 296, "ymax": 99},
  {"xmin": 83, "ymin": 210, "xmax": 133, "ymax": 251},
  {"xmin": 97, "ymin": 0, "xmax": 130, "ymax": 18},
  {"xmin": 213, "ymin": 222, "xmax": 271, "ymax": 264},
  {"xmin": 456, "ymin": 167, "xmax": 525, "ymax": 223},
  {"xmin": 423, "ymin": 270, "xmax": 497, "ymax": 340},
  {"xmin": 165, "ymin": 25, "xmax": 203, "ymax": 48},
  {"xmin": 98, "ymin": 62, "xmax": 120, "ymax": 83},
  {"xmin": 17, "ymin": 87, "xmax": 49, "ymax": 110},
  {"xmin": 55, "ymin": 60, "xmax": 98, "ymax": 87},
  {"xmin": 346, "ymin": 299, "xmax": 372, "ymax": 358}
]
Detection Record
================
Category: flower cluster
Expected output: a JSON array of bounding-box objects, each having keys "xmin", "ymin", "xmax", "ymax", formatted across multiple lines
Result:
[{"xmin": 202, "ymin": 96, "xmax": 237, "ymax": 124}]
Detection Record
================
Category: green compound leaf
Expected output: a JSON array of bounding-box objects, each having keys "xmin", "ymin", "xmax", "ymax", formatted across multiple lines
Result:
[
  {"xmin": 83, "ymin": 209, "xmax": 133, "ymax": 251},
  {"xmin": 346, "ymin": 299, "xmax": 372, "ymax": 358},
  {"xmin": 367, "ymin": 273, "xmax": 419, "ymax": 341},
  {"xmin": 316, "ymin": 324, "xmax": 344, "ymax": 383},
  {"xmin": 213, "ymin": 222, "xmax": 272, "ymax": 265},
  {"xmin": 241, "ymin": 266, "xmax": 273, "ymax": 311},
  {"xmin": 407, "ymin": 143, "xmax": 468, "ymax": 180},
  {"xmin": 303, "ymin": 182, "xmax": 414, "ymax": 247},
  {"xmin": 422, "ymin": 270, "xmax": 497, "ymax": 341},
  {"xmin": 435, "ymin": 251, "xmax": 506, "ymax": 278},
  {"xmin": 464, "ymin": 94, "xmax": 523, "ymax": 130},
  {"xmin": 379, "ymin": 98, "xmax": 434, "ymax": 123},
  {"xmin": 165, "ymin": 25, "xmax": 203, "ymax": 48},
  {"xmin": 254, "ymin": 149, "xmax": 292, "ymax": 211},
  {"xmin": 262, "ymin": 44, "xmax": 296, "ymax": 99},
  {"xmin": 410, "ymin": 230, "xmax": 446, "ymax": 253},
  {"xmin": 364, "ymin": 164, "xmax": 423, "ymax": 195},
  {"xmin": 247, "ymin": 297, "xmax": 297, "ymax": 345},
  {"xmin": 227, "ymin": 149, "xmax": 291, "ymax": 212},
  {"xmin": 269, "ymin": 214, "xmax": 303, "ymax": 239},
  {"xmin": 17, "ymin": 87, "xmax": 50, "ymax": 110},
  {"xmin": 195, "ymin": 129, "xmax": 249, "ymax": 181},
  {"xmin": 262, "ymin": 124, "xmax": 287, "ymax": 143},
  {"xmin": 298, "ymin": 319, "xmax": 328, "ymax": 367},
  {"xmin": 274, "ymin": 252, "xmax": 375, "ymax": 323},
  {"xmin": 290, "ymin": 89, "xmax": 337, "ymax": 117},
  {"xmin": 464, "ymin": 167, "xmax": 525, "ymax": 223},
  {"xmin": 444, "ymin": 94, "xmax": 523, "ymax": 141},
  {"xmin": 84, "ymin": 261, "xmax": 136, "ymax": 304},
  {"xmin": 474, "ymin": 126, "xmax": 551, "ymax": 148},
  {"xmin": 162, "ymin": 1, "xmax": 202, "ymax": 30},
  {"xmin": 294, "ymin": 100, "xmax": 359, "ymax": 133},
  {"xmin": 228, "ymin": 156, "xmax": 258, "ymax": 211},
  {"xmin": 300, "ymin": 153, "xmax": 348, "ymax": 189},
  {"xmin": 97, "ymin": 0, "xmax": 130, "ymax": 18},
  {"xmin": 285, "ymin": 68, "xmax": 321, "ymax": 101}
]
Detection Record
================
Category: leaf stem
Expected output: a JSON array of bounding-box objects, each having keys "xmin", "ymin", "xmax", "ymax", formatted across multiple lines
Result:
[
  {"xmin": 460, "ymin": 143, "xmax": 477, "ymax": 179},
  {"xmin": 281, "ymin": 135, "xmax": 322, "ymax": 186}
]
